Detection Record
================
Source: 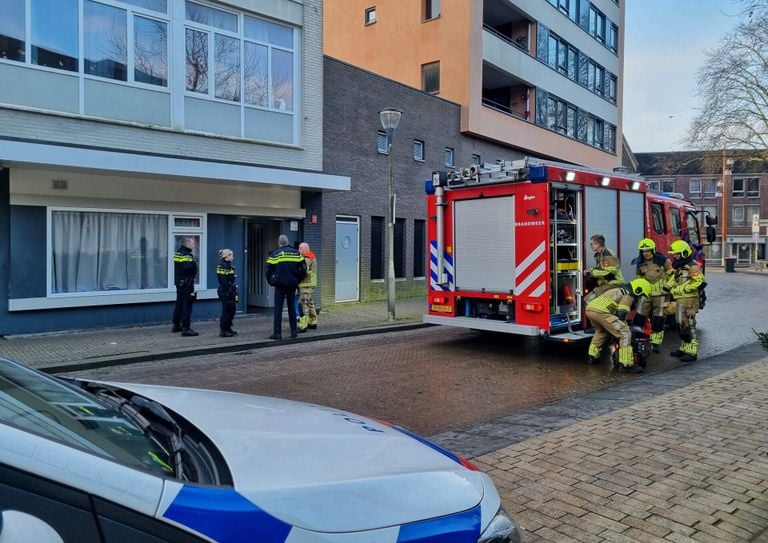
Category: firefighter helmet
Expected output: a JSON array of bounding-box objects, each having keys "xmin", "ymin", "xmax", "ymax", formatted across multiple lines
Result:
[
  {"xmin": 630, "ymin": 278, "xmax": 651, "ymax": 298},
  {"xmin": 637, "ymin": 238, "xmax": 656, "ymax": 251},
  {"xmin": 669, "ymin": 239, "xmax": 692, "ymax": 258}
]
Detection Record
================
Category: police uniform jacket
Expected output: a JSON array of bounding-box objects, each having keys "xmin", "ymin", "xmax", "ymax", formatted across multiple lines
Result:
[
  {"xmin": 174, "ymin": 245, "xmax": 198, "ymax": 287},
  {"xmin": 216, "ymin": 259, "xmax": 237, "ymax": 301},
  {"xmin": 266, "ymin": 245, "xmax": 306, "ymax": 288}
]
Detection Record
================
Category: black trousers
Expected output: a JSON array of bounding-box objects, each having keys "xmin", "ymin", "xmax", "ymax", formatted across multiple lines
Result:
[
  {"xmin": 273, "ymin": 286, "xmax": 297, "ymax": 336},
  {"xmin": 220, "ymin": 299, "xmax": 236, "ymax": 331},
  {"xmin": 173, "ymin": 284, "xmax": 195, "ymax": 329}
]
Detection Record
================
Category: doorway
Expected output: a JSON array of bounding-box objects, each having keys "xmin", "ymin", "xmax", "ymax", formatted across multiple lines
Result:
[
  {"xmin": 247, "ymin": 221, "xmax": 281, "ymax": 309},
  {"xmin": 335, "ymin": 216, "xmax": 359, "ymax": 302}
]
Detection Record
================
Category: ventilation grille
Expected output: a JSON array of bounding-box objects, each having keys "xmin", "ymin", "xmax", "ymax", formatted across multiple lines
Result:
[{"xmin": 52, "ymin": 179, "xmax": 68, "ymax": 190}]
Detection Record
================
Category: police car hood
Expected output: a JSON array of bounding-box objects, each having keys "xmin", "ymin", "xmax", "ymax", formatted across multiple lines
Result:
[{"xmin": 109, "ymin": 383, "xmax": 486, "ymax": 533}]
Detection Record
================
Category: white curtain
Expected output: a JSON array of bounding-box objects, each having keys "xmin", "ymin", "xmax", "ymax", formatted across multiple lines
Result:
[{"xmin": 52, "ymin": 211, "xmax": 168, "ymax": 293}]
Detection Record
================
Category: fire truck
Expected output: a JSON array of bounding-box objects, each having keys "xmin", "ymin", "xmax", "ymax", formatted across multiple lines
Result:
[{"xmin": 423, "ymin": 158, "xmax": 716, "ymax": 342}]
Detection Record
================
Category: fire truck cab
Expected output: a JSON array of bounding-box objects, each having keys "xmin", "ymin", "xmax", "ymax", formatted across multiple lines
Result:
[{"xmin": 423, "ymin": 158, "xmax": 715, "ymax": 342}]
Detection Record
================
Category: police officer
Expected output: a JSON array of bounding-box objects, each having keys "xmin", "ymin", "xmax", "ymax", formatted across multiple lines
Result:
[
  {"xmin": 665, "ymin": 240, "xmax": 705, "ymax": 362},
  {"xmin": 584, "ymin": 234, "xmax": 624, "ymax": 303},
  {"xmin": 266, "ymin": 235, "xmax": 306, "ymax": 340},
  {"xmin": 172, "ymin": 236, "xmax": 199, "ymax": 336},
  {"xmin": 632, "ymin": 238, "xmax": 673, "ymax": 352},
  {"xmin": 216, "ymin": 248, "xmax": 238, "ymax": 338},
  {"xmin": 585, "ymin": 278, "xmax": 651, "ymax": 373}
]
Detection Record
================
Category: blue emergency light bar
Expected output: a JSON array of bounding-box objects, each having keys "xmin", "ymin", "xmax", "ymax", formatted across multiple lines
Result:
[{"xmin": 528, "ymin": 165, "xmax": 548, "ymax": 182}]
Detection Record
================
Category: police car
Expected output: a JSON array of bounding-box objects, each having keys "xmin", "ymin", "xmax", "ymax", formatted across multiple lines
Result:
[{"xmin": 0, "ymin": 357, "xmax": 522, "ymax": 543}]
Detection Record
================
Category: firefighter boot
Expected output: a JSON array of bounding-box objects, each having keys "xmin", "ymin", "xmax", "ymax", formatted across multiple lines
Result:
[
  {"xmin": 587, "ymin": 344, "xmax": 601, "ymax": 365},
  {"xmin": 650, "ymin": 331, "xmax": 663, "ymax": 353},
  {"xmin": 680, "ymin": 339, "xmax": 698, "ymax": 362},
  {"xmin": 308, "ymin": 315, "xmax": 318, "ymax": 329},
  {"xmin": 297, "ymin": 315, "xmax": 308, "ymax": 332},
  {"xmin": 618, "ymin": 346, "xmax": 643, "ymax": 373}
]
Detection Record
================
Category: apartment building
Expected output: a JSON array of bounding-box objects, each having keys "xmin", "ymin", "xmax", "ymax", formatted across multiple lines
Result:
[
  {"xmin": 325, "ymin": 0, "xmax": 624, "ymax": 170},
  {"xmin": 0, "ymin": 0, "xmax": 350, "ymax": 334},
  {"xmin": 636, "ymin": 151, "xmax": 767, "ymax": 266}
]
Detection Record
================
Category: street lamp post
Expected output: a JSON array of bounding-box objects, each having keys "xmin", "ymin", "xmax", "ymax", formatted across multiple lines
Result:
[
  {"xmin": 720, "ymin": 152, "xmax": 734, "ymax": 267},
  {"xmin": 380, "ymin": 108, "xmax": 402, "ymax": 322}
]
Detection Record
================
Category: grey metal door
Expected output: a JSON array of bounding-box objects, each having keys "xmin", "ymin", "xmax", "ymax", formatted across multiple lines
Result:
[
  {"xmin": 335, "ymin": 217, "xmax": 359, "ymax": 302},
  {"xmin": 247, "ymin": 221, "xmax": 280, "ymax": 307}
]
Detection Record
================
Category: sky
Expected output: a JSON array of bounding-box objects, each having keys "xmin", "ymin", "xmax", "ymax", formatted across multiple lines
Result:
[{"xmin": 623, "ymin": 0, "xmax": 743, "ymax": 152}]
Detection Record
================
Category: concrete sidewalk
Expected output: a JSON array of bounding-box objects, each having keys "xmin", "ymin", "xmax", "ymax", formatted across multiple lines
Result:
[{"xmin": 0, "ymin": 297, "xmax": 428, "ymax": 372}]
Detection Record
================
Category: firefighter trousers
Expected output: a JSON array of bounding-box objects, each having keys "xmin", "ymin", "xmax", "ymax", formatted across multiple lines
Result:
[
  {"xmin": 638, "ymin": 294, "xmax": 666, "ymax": 347},
  {"xmin": 665, "ymin": 298, "xmax": 700, "ymax": 356},
  {"xmin": 586, "ymin": 309, "xmax": 633, "ymax": 366}
]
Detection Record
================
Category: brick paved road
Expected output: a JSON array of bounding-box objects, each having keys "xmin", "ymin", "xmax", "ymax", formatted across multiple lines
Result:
[{"xmin": 475, "ymin": 359, "xmax": 768, "ymax": 542}]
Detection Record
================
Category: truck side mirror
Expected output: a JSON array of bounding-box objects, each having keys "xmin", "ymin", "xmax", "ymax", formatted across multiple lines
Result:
[
  {"xmin": 706, "ymin": 214, "xmax": 718, "ymax": 226},
  {"xmin": 706, "ymin": 225, "xmax": 717, "ymax": 243}
]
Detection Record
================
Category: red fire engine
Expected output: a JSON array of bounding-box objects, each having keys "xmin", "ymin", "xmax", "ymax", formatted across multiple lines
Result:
[{"xmin": 423, "ymin": 158, "xmax": 715, "ymax": 342}]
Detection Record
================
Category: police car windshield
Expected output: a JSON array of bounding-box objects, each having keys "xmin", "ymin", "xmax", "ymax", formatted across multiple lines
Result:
[{"xmin": 0, "ymin": 358, "xmax": 174, "ymax": 477}]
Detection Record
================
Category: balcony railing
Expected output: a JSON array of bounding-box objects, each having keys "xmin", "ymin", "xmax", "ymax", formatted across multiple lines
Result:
[
  {"xmin": 483, "ymin": 24, "xmax": 529, "ymax": 52},
  {"xmin": 481, "ymin": 98, "xmax": 530, "ymax": 121}
]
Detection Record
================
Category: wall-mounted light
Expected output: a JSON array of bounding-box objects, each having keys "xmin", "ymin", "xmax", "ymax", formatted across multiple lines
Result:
[
  {"xmin": 564, "ymin": 171, "xmax": 576, "ymax": 181},
  {"xmin": 600, "ymin": 176, "xmax": 611, "ymax": 186},
  {"xmin": 631, "ymin": 181, "xmax": 641, "ymax": 191}
]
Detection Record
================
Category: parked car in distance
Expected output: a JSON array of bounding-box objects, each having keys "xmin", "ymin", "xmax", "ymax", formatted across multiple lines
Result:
[{"xmin": 0, "ymin": 357, "xmax": 522, "ymax": 543}]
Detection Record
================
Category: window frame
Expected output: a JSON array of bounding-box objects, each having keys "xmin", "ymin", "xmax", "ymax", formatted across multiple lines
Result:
[
  {"xmin": 413, "ymin": 139, "xmax": 425, "ymax": 161},
  {"xmin": 732, "ymin": 178, "xmax": 745, "ymax": 198},
  {"xmin": 689, "ymin": 178, "xmax": 701, "ymax": 197},
  {"xmin": 421, "ymin": 61, "xmax": 440, "ymax": 94},
  {"xmin": 732, "ymin": 205, "xmax": 745, "ymax": 226},
  {"xmin": 443, "ymin": 147, "xmax": 455, "ymax": 167},
  {"xmin": 46, "ymin": 207, "xmax": 206, "ymax": 299},
  {"xmin": 423, "ymin": 0, "xmax": 440, "ymax": 21},
  {"xmin": 364, "ymin": 6, "xmax": 377, "ymax": 25},
  {"xmin": 703, "ymin": 178, "xmax": 717, "ymax": 198}
]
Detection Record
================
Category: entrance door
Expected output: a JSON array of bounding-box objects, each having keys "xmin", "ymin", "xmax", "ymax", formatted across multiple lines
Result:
[
  {"xmin": 247, "ymin": 221, "xmax": 280, "ymax": 308},
  {"xmin": 335, "ymin": 217, "xmax": 359, "ymax": 302}
]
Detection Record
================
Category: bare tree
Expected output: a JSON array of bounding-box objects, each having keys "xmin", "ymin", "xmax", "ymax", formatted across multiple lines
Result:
[{"xmin": 685, "ymin": 10, "xmax": 768, "ymax": 153}]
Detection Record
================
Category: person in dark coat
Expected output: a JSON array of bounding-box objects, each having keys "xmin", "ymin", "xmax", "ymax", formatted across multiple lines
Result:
[
  {"xmin": 216, "ymin": 248, "xmax": 238, "ymax": 337},
  {"xmin": 172, "ymin": 237, "xmax": 199, "ymax": 336},
  {"xmin": 265, "ymin": 235, "xmax": 306, "ymax": 340}
]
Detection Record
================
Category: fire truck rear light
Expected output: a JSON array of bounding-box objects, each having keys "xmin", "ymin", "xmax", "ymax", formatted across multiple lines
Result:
[
  {"xmin": 521, "ymin": 303, "xmax": 543, "ymax": 312},
  {"xmin": 431, "ymin": 296, "xmax": 444, "ymax": 304}
]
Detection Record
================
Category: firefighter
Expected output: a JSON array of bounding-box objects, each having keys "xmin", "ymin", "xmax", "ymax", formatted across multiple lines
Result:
[
  {"xmin": 584, "ymin": 234, "xmax": 624, "ymax": 303},
  {"xmin": 631, "ymin": 238, "xmax": 673, "ymax": 352},
  {"xmin": 297, "ymin": 242, "xmax": 318, "ymax": 332},
  {"xmin": 665, "ymin": 239, "xmax": 706, "ymax": 362},
  {"xmin": 586, "ymin": 277, "xmax": 651, "ymax": 373}
]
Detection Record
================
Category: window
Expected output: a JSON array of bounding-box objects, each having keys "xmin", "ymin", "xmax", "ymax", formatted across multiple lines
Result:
[
  {"xmin": 670, "ymin": 207, "xmax": 682, "ymax": 236},
  {"xmin": 394, "ymin": 218, "xmax": 406, "ymax": 278},
  {"xmin": 32, "ymin": 0, "xmax": 79, "ymax": 72},
  {"xmin": 0, "ymin": 0, "xmax": 25, "ymax": 61},
  {"xmin": 650, "ymin": 203, "xmax": 665, "ymax": 234},
  {"xmin": 747, "ymin": 177, "xmax": 760, "ymax": 198},
  {"xmin": 472, "ymin": 154, "xmax": 481, "ymax": 165},
  {"xmin": 608, "ymin": 75, "xmax": 617, "ymax": 102},
  {"xmin": 732, "ymin": 178, "xmax": 745, "ymax": 197},
  {"xmin": 51, "ymin": 210, "xmax": 170, "ymax": 294},
  {"xmin": 365, "ymin": 6, "xmax": 376, "ymax": 25},
  {"xmin": 703, "ymin": 178, "xmax": 717, "ymax": 198},
  {"xmin": 648, "ymin": 180, "xmax": 661, "ymax": 192},
  {"xmin": 605, "ymin": 124, "xmax": 616, "ymax": 153},
  {"xmin": 661, "ymin": 179, "xmax": 676, "ymax": 192},
  {"xmin": 413, "ymin": 140, "xmax": 425, "ymax": 161},
  {"xmin": 689, "ymin": 178, "xmax": 701, "ymax": 197},
  {"xmin": 186, "ymin": 3, "xmax": 296, "ymax": 111},
  {"xmin": 421, "ymin": 61, "xmax": 440, "ymax": 93},
  {"xmin": 413, "ymin": 219, "xmax": 426, "ymax": 277},
  {"xmin": 424, "ymin": 0, "xmax": 440, "ymax": 20},
  {"xmin": 732, "ymin": 206, "xmax": 745, "ymax": 226},
  {"xmin": 444, "ymin": 147, "xmax": 455, "ymax": 167},
  {"xmin": 608, "ymin": 23, "xmax": 618, "ymax": 52},
  {"xmin": 370, "ymin": 216, "xmax": 384, "ymax": 280},
  {"xmin": 377, "ymin": 130, "xmax": 388, "ymax": 154},
  {"xmin": 747, "ymin": 205, "xmax": 761, "ymax": 226}
]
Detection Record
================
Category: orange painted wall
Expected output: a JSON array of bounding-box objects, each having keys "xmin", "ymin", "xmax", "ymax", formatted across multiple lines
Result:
[{"xmin": 324, "ymin": 0, "xmax": 474, "ymax": 106}]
